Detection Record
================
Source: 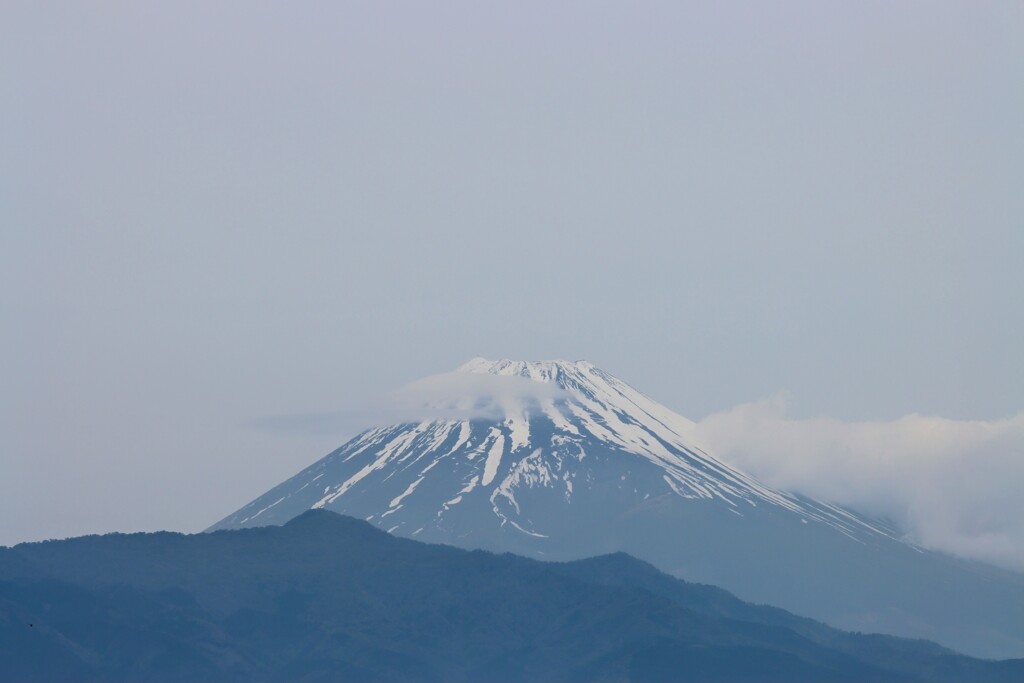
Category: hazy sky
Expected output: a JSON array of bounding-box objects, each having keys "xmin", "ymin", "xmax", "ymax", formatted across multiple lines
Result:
[{"xmin": 2, "ymin": 2, "xmax": 1022, "ymax": 549}]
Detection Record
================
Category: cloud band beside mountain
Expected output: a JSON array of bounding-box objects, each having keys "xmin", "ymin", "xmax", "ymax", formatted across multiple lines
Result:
[{"xmin": 693, "ymin": 396, "xmax": 1024, "ymax": 572}]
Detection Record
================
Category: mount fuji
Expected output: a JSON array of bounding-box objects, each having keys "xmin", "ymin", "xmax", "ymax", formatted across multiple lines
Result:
[{"xmin": 210, "ymin": 358, "xmax": 1024, "ymax": 659}]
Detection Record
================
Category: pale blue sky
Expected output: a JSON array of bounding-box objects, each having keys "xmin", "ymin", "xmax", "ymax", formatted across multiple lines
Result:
[{"xmin": 1, "ymin": 2, "xmax": 1022, "ymax": 545}]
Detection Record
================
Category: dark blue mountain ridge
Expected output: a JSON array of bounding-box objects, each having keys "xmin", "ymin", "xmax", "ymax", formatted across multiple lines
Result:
[{"xmin": 2, "ymin": 510, "xmax": 1022, "ymax": 683}]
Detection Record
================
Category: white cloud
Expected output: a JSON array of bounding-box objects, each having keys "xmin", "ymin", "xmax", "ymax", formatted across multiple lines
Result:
[
  {"xmin": 396, "ymin": 371, "xmax": 567, "ymax": 412},
  {"xmin": 253, "ymin": 372, "xmax": 566, "ymax": 435},
  {"xmin": 693, "ymin": 395, "xmax": 1024, "ymax": 571}
]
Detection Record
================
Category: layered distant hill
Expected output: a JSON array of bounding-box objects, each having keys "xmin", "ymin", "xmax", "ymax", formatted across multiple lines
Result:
[
  {"xmin": 3, "ymin": 510, "xmax": 1023, "ymax": 682},
  {"xmin": 211, "ymin": 358, "xmax": 1024, "ymax": 658}
]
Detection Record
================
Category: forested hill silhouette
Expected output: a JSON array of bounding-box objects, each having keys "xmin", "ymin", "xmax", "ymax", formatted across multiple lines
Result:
[{"xmin": 2, "ymin": 510, "xmax": 1022, "ymax": 683}]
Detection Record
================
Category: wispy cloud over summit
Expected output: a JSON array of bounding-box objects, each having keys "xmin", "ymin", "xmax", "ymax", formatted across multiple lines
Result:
[{"xmin": 253, "ymin": 372, "xmax": 567, "ymax": 435}]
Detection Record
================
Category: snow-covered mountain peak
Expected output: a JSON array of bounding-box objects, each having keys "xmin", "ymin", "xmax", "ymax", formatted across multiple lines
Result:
[
  {"xmin": 456, "ymin": 357, "xmax": 593, "ymax": 382},
  {"xmin": 213, "ymin": 359, "xmax": 897, "ymax": 547},
  {"xmin": 453, "ymin": 356, "xmax": 694, "ymax": 432},
  {"xmin": 206, "ymin": 362, "xmax": 1023, "ymax": 660}
]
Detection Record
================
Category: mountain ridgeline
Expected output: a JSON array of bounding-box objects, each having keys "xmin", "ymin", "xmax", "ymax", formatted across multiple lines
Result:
[
  {"xmin": 3, "ymin": 510, "xmax": 1023, "ymax": 683},
  {"xmin": 211, "ymin": 358, "xmax": 1024, "ymax": 659}
]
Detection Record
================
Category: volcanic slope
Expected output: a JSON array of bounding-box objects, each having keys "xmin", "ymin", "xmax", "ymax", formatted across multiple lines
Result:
[{"xmin": 211, "ymin": 359, "xmax": 1024, "ymax": 658}]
